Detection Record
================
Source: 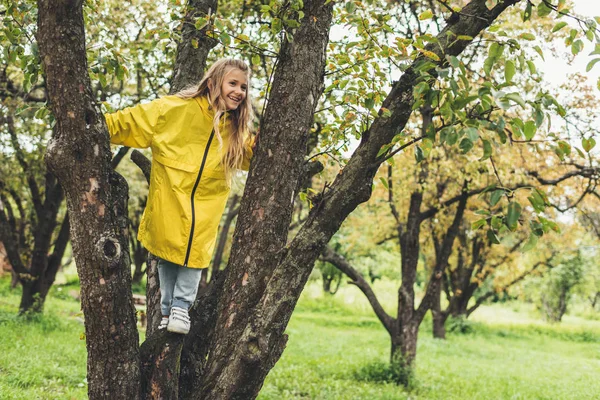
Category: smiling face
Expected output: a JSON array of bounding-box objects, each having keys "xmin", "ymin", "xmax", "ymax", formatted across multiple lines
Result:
[{"xmin": 220, "ymin": 68, "xmax": 248, "ymax": 111}]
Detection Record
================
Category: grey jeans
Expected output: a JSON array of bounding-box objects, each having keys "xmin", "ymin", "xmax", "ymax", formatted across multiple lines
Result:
[{"xmin": 157, "ymin": 258, "xmax": 203, "ymax": 316}]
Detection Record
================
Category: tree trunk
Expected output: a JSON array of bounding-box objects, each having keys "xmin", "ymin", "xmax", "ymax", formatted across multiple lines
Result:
[
  {"xmin": 194, "ymin": 1, "xmax": 334, "ymax": 395},
  {"xmin": 145, "ymin": 254, "xmax": 162, "ymax": 337},
  {"xmin": 390, "ymin": 322, "xmax": 418, "ymax": 385},
  {"xmin": 431, "ymin": 283, "xmax": 447, "ymax": 339},
  {"xmin": 210, "ymin": 194, "xmax": 240, "ymax": 282},
  {"xmin": 37, "ymin": 2, "xmax": 141, "ymax": 398}
]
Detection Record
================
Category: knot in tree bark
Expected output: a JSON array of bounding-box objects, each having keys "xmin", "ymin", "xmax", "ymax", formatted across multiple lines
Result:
[{"xmin": 97, "ymin": 235, "xmax": 121, "ymax": 267}]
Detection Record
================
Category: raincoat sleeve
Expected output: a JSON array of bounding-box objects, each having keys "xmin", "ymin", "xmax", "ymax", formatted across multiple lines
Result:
[
  {"xmin": 105, "ymin": 98, "xmax": 163, "ymax": 149},
  {"xmin": 240, "ymin": 134, "xmax": 256, "ymax": 171}
]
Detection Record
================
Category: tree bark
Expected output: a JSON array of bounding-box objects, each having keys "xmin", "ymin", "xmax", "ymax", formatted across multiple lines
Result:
[
  {"xmin": 431, "ymin": 285, "xmax": 447, "ymax": 339},
  {"xmin": 170, "ymin": 0, "xmax": 218, "ymax": 93},
  {"xmin": 37, "ymin": 2, "xmax": 141, "ymax": 398},
  {"xmin": 210, "ymin": 194, "xmax": 240, "ymax": 282},
  {"xmin": 195, "ymin": 2, "xmax": 334, "ymax": 397}
]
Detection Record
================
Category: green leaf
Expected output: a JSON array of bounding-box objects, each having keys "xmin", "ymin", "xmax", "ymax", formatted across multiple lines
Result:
[
  {"xmin": 220, "ymin": 32, "xmax": 231, "ymax": 46},
  {"xmin": 527, "ymin": 60, "xmax": 537, "ymax": 75},
  {"xmin": 519, "ymin": 33, "xmax": 536, "ymax": 41},
  {"xmin": 365, "ymin": 97, "xmax": 375, "ymax": 110},
  {"xmin": 345, "ymin": 1, "xmax": 356, "ymax": 13},
  {"xmin": 503, "ymin": 93, "xmax": 526, "ymax": 108},
  {"xmin": 465, "ymin": 127, "xmax": 479, "ymax": 142},
  {"xmin": 34, "ymin": 106, "xmax": 49, "ymax": 120},
  {"xmin": 472, "ymin": 218, "xmax": 487, "ymax": 230},
  {"xmin": 415, "ymin": 146, "xmax": 425, "ymax": 163},
  {"xmin": 572, "ymin": 39, "xmax": 584, "ymax": 55},
  {"xmin": 377, "ymin": 144, "xmax": 391, "ymax": 158},
  {"xmin": 586, "ymin": 58, "xmax": 600, "ymax": 72},
  {"xmin": 418, "ymin": 10, "xmax": 433, "ymax": 20},
  {"xmin": 446, "ymin": 129, "xmax": 458, "ymax": 145},
  {"xmin": 490, "ymin": 189, "xmax": 504, "ymax": 207},
  {"xmin": 582, "ymin": 137, "xmax": 596, "ymax": 152},
  {"xmin": 537, "ymin": 1, "xmax": 552, "ymax": 17},
  {"xmin": 489, "ymin": 42, "xmax": 505, "ymax": 59},
  {"xmin": 272, "ymin": 18, "xmax": 282, "ymax": 34},
  {"xmin": 480, "ymin": 139, "xmax": 493, "ymax": 161},
  {"xmin": 523, "ymin": 1, "xmax": 532, "ymax": 21},
  {"xmin": 99, "ymin": 73, "xmax": 107, "ymax": 88},
  {"xmin": 552, "ymin": 21, "xmax": 568, "ymax": 32},
  {"xmin": 505, "ymin": 60, "xmax": 516, "ymax": 83},
  {"xmin": 506, "ymin": 201, "xmax": 522, "ymax": 231},
  {"xmin": 534, "ymin": 109, "xmax": 544, "ymax": 127},
  {"xmin": 459, "ymin": 138, "xmax": 474, "ymax": 153},
  {"xmin": 590, "ymin": 43, "xmax": 600, "ymax": 56},
  {"xmin": 539, "ymin": 217, "xmax": 561, "ymax": 233},
  {"xmin": 523, "ymin": 120, "xmax": 536, "ymax": 140},
  {"xmin": 252, "ymin": 54, "xmax": 261, "ymax": 65},
  {"xmin": 533, "ymin": 45, "xmax": 545, "ymax": 61},
  {"xmin": 528, "ymin": 189, "xmax": 546, "ymax": 213},
  {"xmin": 448, "ymin": 55, "xmax": 460, "ymax": 68},
  {"xmin": 558, "ymin": 140, "xmax": 571, "ymax": 156},
  {"xmin": 487, "ymin": 229, "xmax": 500, "ymax": 244},
  {"xmin": 520, "ymin": 234, "xmax": 538, "ymax": 252},
  {"xmin": 380, "ymin": 177, "xmax": 389, "ymax": 189},
  {"xmin": 586, "ymin": 29, "xmax": 595, "ymax": 42}
]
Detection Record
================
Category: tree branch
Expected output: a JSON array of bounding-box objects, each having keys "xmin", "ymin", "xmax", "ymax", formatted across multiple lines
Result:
[{"xmin": 321, "ymin": 246, "xmax": 396, "ymax": 334}]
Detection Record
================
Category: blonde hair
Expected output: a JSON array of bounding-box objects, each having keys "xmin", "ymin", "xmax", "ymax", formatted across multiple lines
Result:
[{"xmin": 176, "ymin": 58, "xmax": 254, "ymax": 180}]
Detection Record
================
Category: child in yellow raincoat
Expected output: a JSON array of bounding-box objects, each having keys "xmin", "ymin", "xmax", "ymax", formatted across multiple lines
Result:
[{"xmin": 105, "ymin": 59, "xmax": 255, "ymax": 334}]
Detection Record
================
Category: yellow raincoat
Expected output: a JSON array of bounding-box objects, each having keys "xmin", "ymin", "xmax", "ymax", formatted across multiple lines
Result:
[{"xmin": 105, "ymin": 95, "xmax": 252, "ymax": 269}]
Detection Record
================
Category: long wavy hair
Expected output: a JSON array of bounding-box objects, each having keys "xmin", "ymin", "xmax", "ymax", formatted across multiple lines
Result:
[{"xmin": 176, "ymin": 59, "xmax": 254, "ymax": 180}]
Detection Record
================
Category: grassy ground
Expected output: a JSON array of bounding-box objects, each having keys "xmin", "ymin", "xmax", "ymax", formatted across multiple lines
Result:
[{"xmin": 1, "ymin": 277, "xmax": 599, "ymax": 399}]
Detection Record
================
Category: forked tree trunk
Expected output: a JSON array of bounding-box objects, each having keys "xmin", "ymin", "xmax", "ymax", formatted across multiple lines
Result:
[{"xmin": 36, "ymin": 0, "xmax": 521, "ymax": 397}]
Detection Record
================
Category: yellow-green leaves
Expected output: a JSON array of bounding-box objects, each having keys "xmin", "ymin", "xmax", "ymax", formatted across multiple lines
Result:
[
  {"xmin": 586, "ymin": 58, "xmax": 600, "ymax": 72},
  {"xmin": 528, "ymin": 188, "xmax": 548, "ymax": 213},
  {"xmin": 518, "ymin": 33, "xmax": 536, "ymax": 41},
  {"xmin": 490, "ymin": 189, "xmax": 504, "ymax": 207},
  {"xmin": 552, "ymin": 21, "xmax": 568, "ymax": 33},
  {"xmin": 418, "ymin": 10, "xmax": 433, "ymax": 20},
  {"xmin": 484, "ymin": 42, "xmax": 505, "ymax": 76},
  {"xmin": 582, "ymin": 137, "xmax": 597, "ymax": 152},
  {"xmin": 537, "ymin": 1, "xmax": 553, "ymax": 18},
  {"xmin": 504, "ymin": 60, "xmax": 516, "ymax": 83},
  {"xmin": 523, "ymin": 120, "xmax": 537, "ymax": 141},
  {"xmin": 480, "ymin": 139, "xmax": 493, "ymax": 161},
  {"xmin": 502, "ymin": 93, "xmax": 527, "ymax": 109}
]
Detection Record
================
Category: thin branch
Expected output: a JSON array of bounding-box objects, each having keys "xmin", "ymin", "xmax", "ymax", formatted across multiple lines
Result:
[{"xmin": 321, "ymin": 246, "xmax": 396, "ymax": 334}]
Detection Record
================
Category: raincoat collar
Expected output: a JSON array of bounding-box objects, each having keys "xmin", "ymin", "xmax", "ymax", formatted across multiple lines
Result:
[{"xmin": 194, "ymin": 95, "xmax": 231, "ymax": 121}]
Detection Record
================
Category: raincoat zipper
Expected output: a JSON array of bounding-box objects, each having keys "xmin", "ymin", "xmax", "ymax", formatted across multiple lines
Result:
[{"xmin": 183, "ymin": 128, "xmax": 215, "ymax": 267}]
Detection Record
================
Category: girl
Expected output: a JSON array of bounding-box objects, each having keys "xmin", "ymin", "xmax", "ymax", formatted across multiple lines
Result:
[{"xmin": 105, "ymin": 59, "xmax": 255, "ymax": 334}]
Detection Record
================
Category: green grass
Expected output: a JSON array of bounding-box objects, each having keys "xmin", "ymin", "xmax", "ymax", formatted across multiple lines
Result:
[
  {"xmin": 0, "ymin": 278, "xmax": 88, "ymax": 399},
  {"xmin": 1, "ymin": 276, "xmax": 599, "ymax": 399}
]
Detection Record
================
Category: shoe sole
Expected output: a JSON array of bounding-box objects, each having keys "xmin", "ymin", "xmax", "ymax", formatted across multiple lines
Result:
[{"xmin": 167, "ymin": 325, "xmax": 190, "ymax": 334}]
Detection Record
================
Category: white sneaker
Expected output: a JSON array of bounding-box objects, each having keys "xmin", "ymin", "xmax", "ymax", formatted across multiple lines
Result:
[
  {"xmin": 167, "ymin": 307, "xmax": 190, "ymax": 334},
  {"xmin": 158, "ymin": 316, "xmax": 169, "ymax": 330}
]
